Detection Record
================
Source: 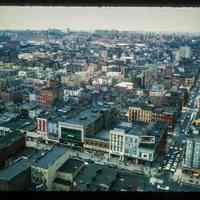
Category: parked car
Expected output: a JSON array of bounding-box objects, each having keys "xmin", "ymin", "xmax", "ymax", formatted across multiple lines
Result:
[
  {"xmin": 157, "ymin": 184, "xmax": 170, "ymax": 191},
  {"xmin": 170, "ymin": 168, "xmax": 176, "ymax": 172}
]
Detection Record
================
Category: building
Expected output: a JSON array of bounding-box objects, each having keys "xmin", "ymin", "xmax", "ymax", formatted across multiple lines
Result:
[
  {"xmin": 0, "ymin": 157, "xmax": 33, "ymax": 191},
  {"xmin": 73, "ymin": 163, "xmax": 117, "ymax": 191},
  {"xmin": 0, "ymin": 131, "xmax": 26, "ymax": 168},
  {"xmin": 142, "ymin": 65, "xmax": 157, "ymax": 89},
  {"xmin": 149, "ymin": 83, "xmax": 166, "ymax": 97},
  {"xmin": 37, "ymin": 81, "xmax": 62, "ymax": 107},
  {"xmin": 115, "ymin": 82, "xmax": 134, "ymax": 91},
  {"xmin": 84, "ymin": 129, "xmax": 110, "ymax": 153},
  {"xmin": 183, "ymin": 136, "xmax": 200, "ymax": 171},
  {"xmin": 128, "ymin": 104, "xmax": 177, "ymax": 130},
  {"xmin": 58, "ymin": 108, "xmax": 103, "ymax": 147},
  {"xmin": 52, "ymin": 158, "xmax": 85, "ymax": 191},
  {"xmin": 195, "ymin": 95, "xmax": 200, "ymax": 110},
  {"xmin": 36, "ymin": 117, "xmax": 48, "ymax": 139},
  {"xmin": 192, "ymin": 112, "xmax": 200, "ymax": 126},
  {"xmin": 176, "ymin": 46, "xmax": 192, "ymax": 63},
  {"xmin": 37, "ymin": 88, "xmax": 57, "ymax": 107},
  {"xmin": 63, "ymin": 86, "xmax": 82, "ymax": 102},
  {"xmin": 31, "ymin": 146, "xmax": 68, "ymax": 190},
  {"xmin": 172, "ymin": 66, "xmax": 196, "ymax": 91},
  {"xmin": 109, "ymin": 121, "xmax": 168, "ymax": 163}
]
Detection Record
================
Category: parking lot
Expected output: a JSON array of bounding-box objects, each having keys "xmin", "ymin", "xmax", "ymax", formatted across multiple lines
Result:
[{"xmin": 159, "ymin": 145, "xmax": 183, "ymax": 174}]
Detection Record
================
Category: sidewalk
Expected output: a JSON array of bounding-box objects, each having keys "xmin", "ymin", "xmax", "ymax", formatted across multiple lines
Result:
[{"xmin": 65, "ymin": 147, "xmax": 148, "ymax": 175}]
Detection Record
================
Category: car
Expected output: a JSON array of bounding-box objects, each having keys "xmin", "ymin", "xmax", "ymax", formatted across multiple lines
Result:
[
  {"xmin": 164, "ymin": 165, "xmax": 170, "ymax": 170},
  {"xmin": 170, "ymin": 168, "xmax": 176, "ymax": 173},
  {"xmin": 175, "ymin": 158, "xmax": 179, "ymax": 162},
  {"xmin": 157, "ymin": 185, "xmax": 170, "ymax": 191},
  {"xmin": 174, "ymin": 150, "xmax": 179, "ymax": 154},
  {"xmin": 177, "ymin": 153, "xmax": 181, "ymax": 157},
  {"xmin": 168, "ymin": 160, "xmax": 173, "ymax": 164},
  {"xmin": 163, "ymin": 160, "xmax": 167, "ymax": 165},
  {"xmin": 166, "ymin": 164, "xmax": 171, "ymax": 168},
  {"xmin": 170, "ymin": 155, "xmax": 175, "ymax": 159}
]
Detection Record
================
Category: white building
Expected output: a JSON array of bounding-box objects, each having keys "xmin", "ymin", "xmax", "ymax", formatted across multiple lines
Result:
[
  {"xmin": 18, "ymin": 71, "xmax": 27, "ymax": 77},
  {"xmin": 109, "ymin": 122, "xmax": 167, "ymax": 163},
  {"xmin": 63, "ymin": 87, "xmax": 82, "ymax": 102}
]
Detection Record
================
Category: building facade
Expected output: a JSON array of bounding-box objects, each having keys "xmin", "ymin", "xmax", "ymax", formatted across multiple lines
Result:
[
  {"xmin": 183, "ymin": 136, "xmax": 200, "ymax": 170},
  {"xmin": 128, "ymin": 106, "xmax": 176, "ymax": 129},
  {"xmin": 109, "ymin": 122, "xmax": 168, "ymax": 163}
]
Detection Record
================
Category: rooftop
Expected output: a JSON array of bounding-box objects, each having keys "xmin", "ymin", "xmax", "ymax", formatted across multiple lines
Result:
[
  {"xmin": 58, "ymin": 158, "xmax": 84, "ymax": 174},
  {"xmin": 0, "ymin": 131, "xmax": 24, "ymax": 151},
  {"xmin": 0, "ymin": 112, "xmax": 18, "ymax": 125},
  {"xmin": 2, "ymin": 118, "xmax": 36, "ymax": 132},
  {"xmin": 113, "ymin": 121, "xmax": 167, "ymax": 139},
  {"xmin": 63, "ymin": 108, "xmax": 103, "ymax": 127},
  {"xmin": 0, "ymin": 158, "xmax": 33, "ymax": 181},
  {"xmin": 0, "ymin": 148, "xmax": 42, "ymax": 181},
  {"xmin": 74, "ymin": 163, "xmax": 151, "ymax": 191},
  {"xmin": 34, "ymin": 146, "xmax": 66, "ymax": 169},
  {"xmin": 91, "ymin": 129, "xmax": 110, "ymax": 141}
]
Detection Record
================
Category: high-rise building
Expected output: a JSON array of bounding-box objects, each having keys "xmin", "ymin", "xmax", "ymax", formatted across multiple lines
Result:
[
  {"xmin": 183, "ymin": 136, "xmax": 200, "ymax": 169},
  {"xmin": 175, "ymin": 46, "xmax": 192, "ymax": 62}
]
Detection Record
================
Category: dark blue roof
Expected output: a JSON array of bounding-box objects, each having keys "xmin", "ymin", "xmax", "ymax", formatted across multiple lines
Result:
[
  {"xmin": 34, "ymin": 146, "xmax": 66, "ymax": 169},
  {"xmin": 0, "ymin": 157, "xmax": 35, "ymax": 181}
]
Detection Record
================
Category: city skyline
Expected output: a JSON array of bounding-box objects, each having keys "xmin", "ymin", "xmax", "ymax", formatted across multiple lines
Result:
[{"xmin": 0, "ymin": 7, "xmax": 200, "ymax": 32}]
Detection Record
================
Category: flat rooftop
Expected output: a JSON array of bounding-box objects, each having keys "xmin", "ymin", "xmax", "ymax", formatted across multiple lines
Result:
[
  {"xmin": 0, "ymin": 131, "xmax": 24, "ymax": 151},
  {"xmin": 114, "ymin": 121, "xmax": 168, "ymax": 138},
  {"xmin": 58, "ymin": 158, "xmax": 84, "ymax": 174},
  {"xmin": 92, "ymin": 129, "xmax": 110, "ymax": 141},
  {"xmin": 63, "ymin": 108, "xmax": 103, "ymax": 127},
  {"xmin": 0, "ymin": 148, "xmax": 42, "ymax": 181},
  {"xmin": 74, "ymin": 163, "xmax": 151, "ymax": 191},
  {"xmin": 0, "ymin": 112, "xmax": 18, "ymax": 125},
  {"xmin": 0, "ymin": 158, "xmax": 32, "ymax": 181},
  {"xmin": 2, "ymin": 118, "xmax": 36, "ymax": 132},
  {"xmin": 33, "ymin": 146, "xmax": 66, "ymax": 169}
]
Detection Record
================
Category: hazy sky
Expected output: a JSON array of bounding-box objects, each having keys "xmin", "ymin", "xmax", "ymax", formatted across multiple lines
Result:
[{"xmin": 0, "ymin": 7, "xmax": 200, "ymax": 32}]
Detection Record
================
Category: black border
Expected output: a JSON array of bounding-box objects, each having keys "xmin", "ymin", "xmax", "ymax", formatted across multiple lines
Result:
[
  {"xmin": 0, "ymin": 0, "xmax": 199, "ymax": 197},
  {"xmin": 0, "ymin": 0, "xmax": 200, "ymax": 7}
]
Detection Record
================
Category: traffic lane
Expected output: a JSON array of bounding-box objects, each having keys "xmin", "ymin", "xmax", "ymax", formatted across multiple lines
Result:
[{"xmin": 160, "ymin": 145, "xmax": 183, "ymax": 175}]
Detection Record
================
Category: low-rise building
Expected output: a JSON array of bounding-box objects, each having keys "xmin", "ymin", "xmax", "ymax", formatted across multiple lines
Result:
[
  {"xmin": 31, "ymin": 146, "xmax": 69, "ymax": 190},
  {"xmin": 73, "ymin": 163, "xmax": 117, "ymax": 191},
  {"xmin": 0, "ymin": 131, "xmax": 26, "ymax": 168},
  {"xmin": 52, "ymin": 158, "xmax": 85, "ymax": 191},
  {"xmin": 58, "ymin": 109, "xmax": 103, "ymax": 146},
  {"xmin": 63, "ymin": 86, "xmax": 82, "ymax": 102},
  {"xmin": 0, "ymin": 157, "xmax": 33, "ymax": 191},
  {"xmin": 109, "ymin": 121, "xmax": 168, "ymax": 163},
  {"xmin": 128, "ymin": 97, "xmax": 179, "ymax": 130}
]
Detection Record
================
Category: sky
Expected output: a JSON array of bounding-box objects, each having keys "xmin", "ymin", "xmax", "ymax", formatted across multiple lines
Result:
[{"xmin": 0, "ymin": 7, "xmax": 200, "ymax": 32}]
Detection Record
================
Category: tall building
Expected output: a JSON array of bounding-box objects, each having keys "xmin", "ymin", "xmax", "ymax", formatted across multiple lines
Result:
[
  {"xmin": 176, "ymin": 46, "xmax": 192, "ymax": 62},
  {"xmin": 183, "ymin": 136, "xmax": 200, "ymax": 169},
  {"xmin": 142, "ymin": 65, "xmax": 156, "ymax": 89},
  {"xmin": 195, "ymin": 95, "xmax": 200, "ymax": 110}
]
